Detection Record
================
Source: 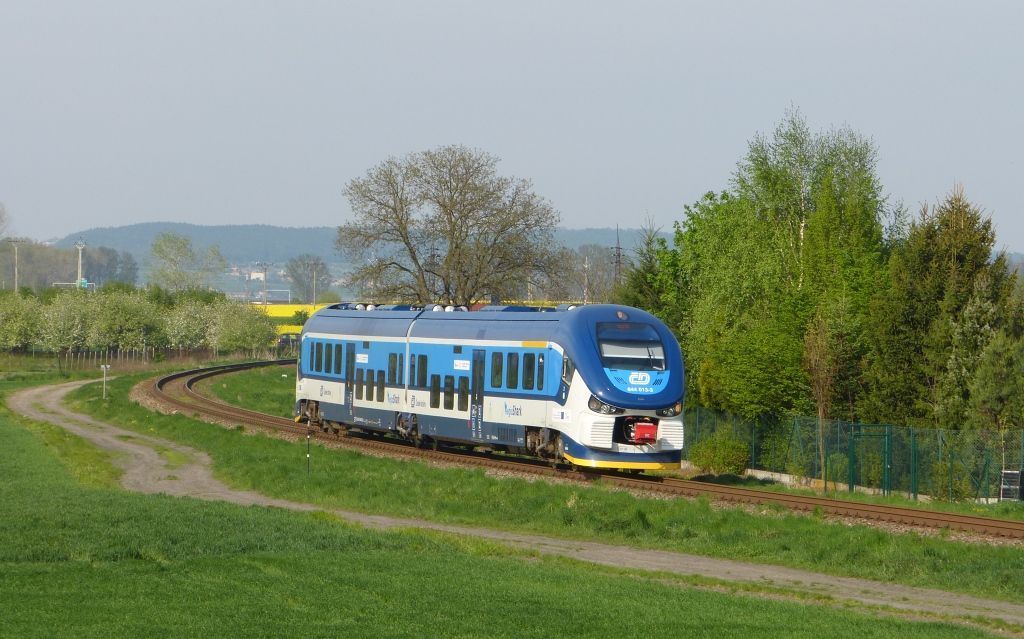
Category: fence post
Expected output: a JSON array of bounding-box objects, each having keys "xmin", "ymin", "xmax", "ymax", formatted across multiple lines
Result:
[
  {"xmin": 847, "ymin": 424, "xmax": 856, "ymax": 492},
  {"xmin": 910, "ymin": 428, "xmax": 918, "ymax": 501},
  {"xmin": 880, "ymin": 426, "xmax": 888, "ymax": 497}
]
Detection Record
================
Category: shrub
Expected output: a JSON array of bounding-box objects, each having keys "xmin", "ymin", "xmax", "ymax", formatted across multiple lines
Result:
[{"xmin": 688, "ymin": 428, "xmax": 750, "ymax": 476}]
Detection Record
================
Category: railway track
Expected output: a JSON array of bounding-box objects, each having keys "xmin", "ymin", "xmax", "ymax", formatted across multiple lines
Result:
[{"xmin": 148, "ymin": 360, "xmax": 1024, "ymax": 540}]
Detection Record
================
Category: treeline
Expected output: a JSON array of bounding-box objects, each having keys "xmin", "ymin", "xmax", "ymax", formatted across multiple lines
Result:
[
  {"xmin": 1, "ymin": 241, "xmax": 137, "ymax": 291},
  {"xmin": 0, "ymin": 285, "xmax": 277, "ymax": 357},
  {"xmin": 620, "ymin": 111, "xmax": 1023, "ymax": 432}
]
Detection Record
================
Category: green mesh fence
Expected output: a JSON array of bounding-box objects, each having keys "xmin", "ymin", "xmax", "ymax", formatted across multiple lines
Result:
[{"xmin": 682, "ymin": 406, "xmax": 1024, "ymax": 502}]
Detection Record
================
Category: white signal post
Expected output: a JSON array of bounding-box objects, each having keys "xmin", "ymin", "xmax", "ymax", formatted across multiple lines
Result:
[{"xmin": 100, "ymin": 364, "xmax": 111, "ymax": 399}]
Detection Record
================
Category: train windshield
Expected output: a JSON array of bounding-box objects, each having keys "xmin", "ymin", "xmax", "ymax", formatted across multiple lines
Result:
[{"xmin": 596, "ymin": 322, "xmax": 666, "ymax": 371}]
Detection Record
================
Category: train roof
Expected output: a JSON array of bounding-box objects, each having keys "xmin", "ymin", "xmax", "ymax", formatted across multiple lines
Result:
[{"xmin": 302, "ymin": 303, "xmax": 674, "ymax": 344}]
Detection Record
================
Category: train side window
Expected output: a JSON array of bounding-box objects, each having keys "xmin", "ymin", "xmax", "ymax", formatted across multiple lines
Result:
[
  {"xmin": 315, "ymin": 342, "xmax": 323, "ymax": 372},
  {"xmin": 398, "ymin": 355, "xmax": 404, "ymax": 386},
  {"xmin": 430, "ymin": 375, "xmax": 441, "ymax": 408},
  {"xmin": 334, "ymin": 344, "xmax": 343, "ymax": 375},
  {"xmin": 561, "ymin": 356, "xmax": 575, "ymax": 384},
  {"xmin": 324, "ymin": 343, "xmax": 333, "ymax": 376},
  {"xmin": 443, "ymin": 375, "xmax": 454, "ymax": 410},
  {"xmin": 506, "ymin": 353, "xmax": 519, "ymax": 390},
  {"xmin": 458, "ymin": 376, "xmax": 469, "ymax": 411},
  {"xmin": 490, "ymin": 352, "xmax": 503, "ymax": 388},
  {"xmin": 355, "ymin": 369, "xmax": 364, "ymax": 400},
  {"xmin": 523, "ymin": 353, "xmax": 536, "ymax": 390},
  {"xmin": 377, "ymin": 370, "xmax": 386, "ymax": 402},
  {"xmin": 409, "ymin": 355, "xmax": 417, "ymax": 387},
  {"xmin": 346, "ymin": 347, "xmax": 355, "ymax": 381},
  {"xmin": 417, "ymin": 355, "xmax": 428, "ymax": 387},
  {"xmin": 537, "ymin": 354, "xmax": 545, "ymax": 390},
  {"xmin": 388, "ymin": 353, "xmax": 398, "ymax": 385}
]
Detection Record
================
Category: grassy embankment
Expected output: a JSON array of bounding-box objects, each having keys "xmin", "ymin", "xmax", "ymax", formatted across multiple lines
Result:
[
  {"xmin": 212, "ymin": 365, "xmax": 1024, "ymax": 523},
  {"xmin": 0, "ymin": 370, "xmax": 997, "ymax": 637},
  {"xmin": 58, "ymin": 366, "xmax": 1024, "ymax": 604}
]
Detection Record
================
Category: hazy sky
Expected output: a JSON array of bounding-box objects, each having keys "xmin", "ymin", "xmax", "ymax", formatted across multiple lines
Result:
[{"xmin": 2, "ymin": 1, "xmax": 1022, "ymax": 249}]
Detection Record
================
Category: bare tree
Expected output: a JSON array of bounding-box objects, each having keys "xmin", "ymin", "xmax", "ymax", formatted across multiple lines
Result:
[
  {"xmin": 0, "ymin": 202, "xmax": 8, "ymax": 238},
  {"xmin": 338, "ymin": 146, "xmax": 561, "ymax": 306},
  {"xmin": 284, "ymin": 254, "xmax": 332, "ymax": 303}
]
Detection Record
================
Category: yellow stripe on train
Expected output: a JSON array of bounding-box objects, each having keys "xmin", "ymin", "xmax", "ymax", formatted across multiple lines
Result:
[{"xmin": 562, "ymin": 451, "xmax": 679, "ymax": 471}]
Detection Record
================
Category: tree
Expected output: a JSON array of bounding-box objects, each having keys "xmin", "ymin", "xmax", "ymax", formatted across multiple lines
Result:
[
  {"xmin": 85, "ymin": 290, "xmax": 164, "ymax": 351},
  {"xmin": 650, "ymin": 110, "xmax": 888, "ymax": 418},
  {"xmin": 615, "ymin": 220, "xmax": 669, "ymax": 313},
  {"xmin": 0, "ymin": 292, "xmax": 40, "ymax": 350},
  {"xmin": 0, "ymin": 202, "xmax": 7, "ymax": 238},
  {"xmin": 338, "ymin": 145, "xmax": 560, "ymax": 306},
  {"xmin": 147, "ymin": 232, "xmax": 226, "ymax": 291},
  {"xmin": 206, "ymin": 301, "xmax": 276, "ymax": 356},
  {"xmin": 563, "ymin": 244, "xmax": 619, "ymax": 304},
  {"xmin": 860, "ymin": 186, "xmax": 1013, "ymax": 428},
  {"xmin": 284, "ymin": 254, "xmax": 331, "ymax": 303}
]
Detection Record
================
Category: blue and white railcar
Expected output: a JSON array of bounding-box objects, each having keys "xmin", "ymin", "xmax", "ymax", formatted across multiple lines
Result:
[{"xmin": 294, "ymin": 304, "xmax": 685, "ymax": 470}]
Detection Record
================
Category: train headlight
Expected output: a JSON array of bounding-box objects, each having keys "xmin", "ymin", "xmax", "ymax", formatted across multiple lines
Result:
[
  {"xmin": 588, "ymin": 395, "xmax": 624, "ymax": 415},
  {"xmin": 656, "ymin": 401, "xmax": 683, "ymax": 417}
]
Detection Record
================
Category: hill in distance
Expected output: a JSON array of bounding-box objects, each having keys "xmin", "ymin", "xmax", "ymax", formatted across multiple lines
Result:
[{"xmin": 54, "ymin": 222, "xmax": 669, "ymax": 266}]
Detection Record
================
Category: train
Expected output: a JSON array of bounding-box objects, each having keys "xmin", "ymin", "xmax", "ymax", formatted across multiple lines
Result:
[{"xmin": 294, "ymin": 303, "xmax": 685, "ymax": 471}]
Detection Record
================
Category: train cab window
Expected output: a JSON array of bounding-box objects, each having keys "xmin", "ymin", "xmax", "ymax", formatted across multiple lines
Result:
[
  {"xmin": 458, "ymin": 377, "xmax": 469, "ymax": 411},
  {"xmin": 377, "ymin": 371, "xmax": 386, "ymax": 402},
  {"xmin": 324, "ymin": 343, "xmax": 333, "ymax": 376},
  {"xmin": 596, "ymin": 322, "xmax": 666, "ymax": 370},
  {"xmin": 355, "ymin": 369, "xmax": 364, "ymax": 400},
  {"xmin": 490, "ymin": 352, "xmax": 503, "ymax": 388},
  {"xmin": 417, "ymin": 355, "xmax": 428, "ymax": 387},
  {"xmin": 443, "ymin": 375, "xmax": 454, "ymax": 410},
  {"xmin": 506, "ymin": 353, "xmax": 519, "ymax": 390},
  {"xmin": 388, "ymin": 353, "xmax": 398, "ymax": 384},
  {"xmin": 315, "ymin": 342, "xmax": 324, "ymax": 372},
  {"xmin": 537, "ymin": 354, "xmax": 545, "ymax": 390},
  {"xmin": 430, "ymin": 375, "xmax": 441, "ymax": 408}
]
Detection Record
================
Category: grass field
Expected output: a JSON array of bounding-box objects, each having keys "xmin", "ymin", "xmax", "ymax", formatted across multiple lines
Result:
[
  {"xmin": 56, "ymin": 369, "xmax": 1024, "ymax": 604},
  {"xmin": 0, "ymin": 372, "xmax": 997, "ymax": 638}
]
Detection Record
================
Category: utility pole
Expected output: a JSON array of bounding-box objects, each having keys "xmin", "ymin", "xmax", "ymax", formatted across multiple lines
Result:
[
  {"xmin": 7, "ymin": 238, "xmax": 21, "ymax": 291},
  {"xmin": 610, "ymin": 226, "xmax": 623, "ymax": 286}
]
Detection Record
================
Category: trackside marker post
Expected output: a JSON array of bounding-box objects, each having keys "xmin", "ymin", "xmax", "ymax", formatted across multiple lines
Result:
[
  {"xmin": 307, "ymin": 430, "xmax": 311, "ymax": 475},
  {"xmin": 100, "ymin": 364, "xmax": 111, "ymax": 400}
]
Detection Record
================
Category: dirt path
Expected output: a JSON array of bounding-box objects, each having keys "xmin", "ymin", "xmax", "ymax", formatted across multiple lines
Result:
[{"xmin": 9, "ymin": 379, "xmax": 1024, "ymax": 630}]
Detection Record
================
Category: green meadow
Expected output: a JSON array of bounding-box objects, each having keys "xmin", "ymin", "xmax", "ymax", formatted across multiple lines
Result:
[
  {"xmin": 52, "ymin": 370, "xmax": 1024, "ymax": 604},
  {"xmin": 0, "ymin": 371, "xmax": 1000, "ymax": 638}
]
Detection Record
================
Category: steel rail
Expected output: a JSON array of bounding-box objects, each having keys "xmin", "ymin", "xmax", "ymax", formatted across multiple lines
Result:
[{"xmin": 148, "ymin": 360, "xmax": 1024, "ymax": 539}]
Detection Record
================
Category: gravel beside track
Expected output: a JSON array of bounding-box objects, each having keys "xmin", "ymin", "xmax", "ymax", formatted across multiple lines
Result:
[{"xmin": 8, "ymin": 378, "xmax": 1024, "ymax": 630}]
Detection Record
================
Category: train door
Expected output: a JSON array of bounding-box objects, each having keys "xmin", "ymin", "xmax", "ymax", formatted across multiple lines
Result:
[
  {"xmin": 470, "ymin": 349, "xmax": 485, "ymax": 439},
  {"xmin": 345, "ymin": 342, "xmax": 356, "ymax": 418}
]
